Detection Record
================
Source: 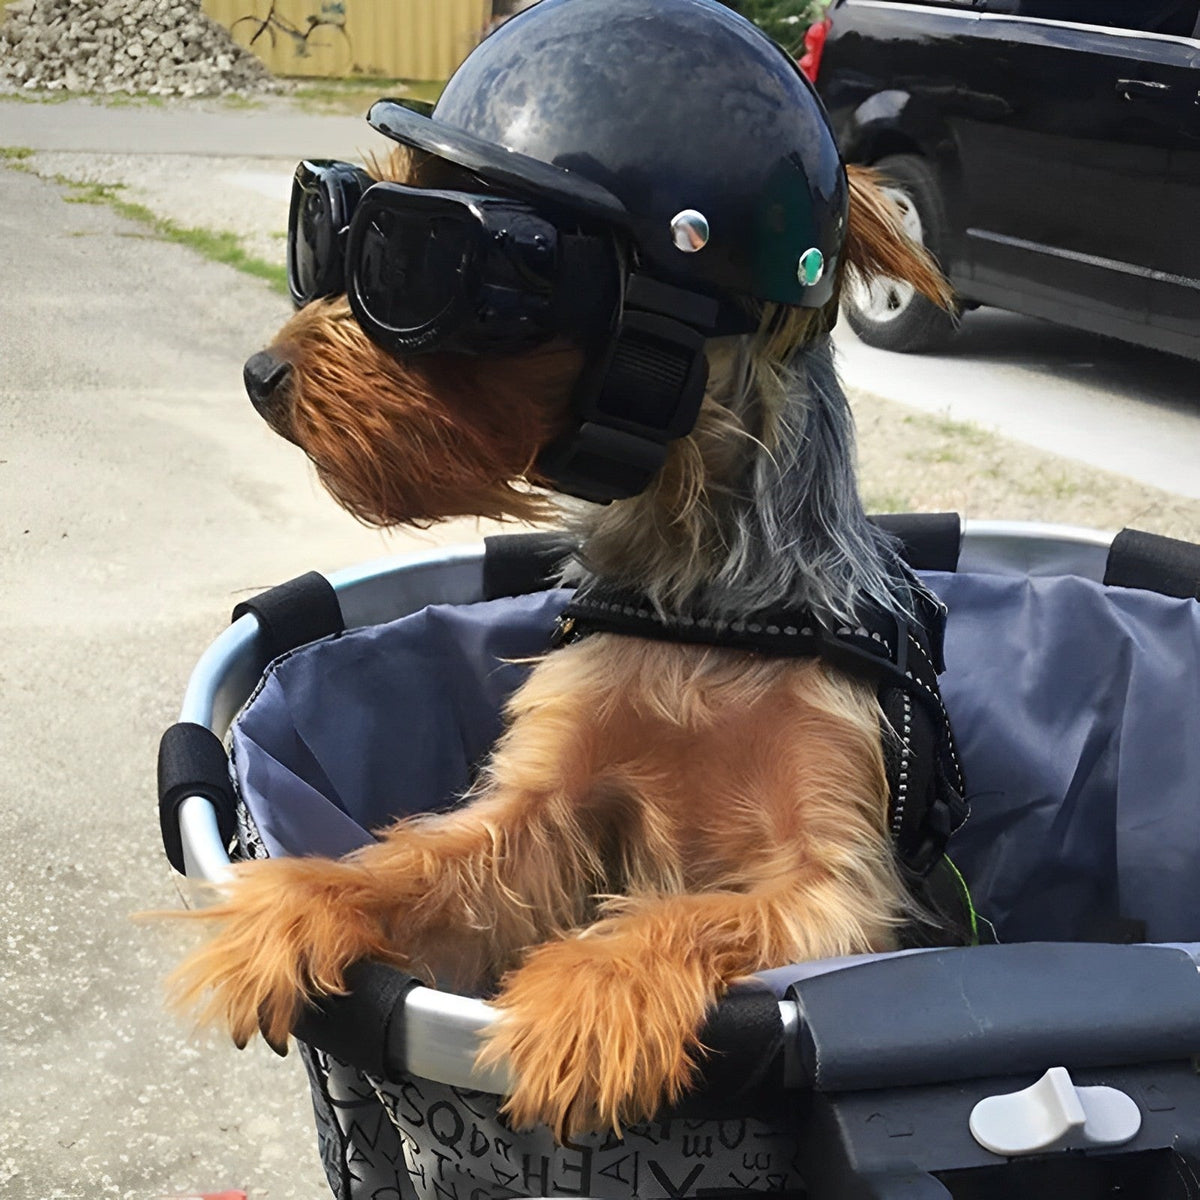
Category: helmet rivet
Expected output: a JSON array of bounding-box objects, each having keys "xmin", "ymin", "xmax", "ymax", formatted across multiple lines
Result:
[
  {"xmin": 670, "ymin": 209, "xmax": 710, "ymax": 253},
  {"xmin": 798, "ymin": 247, "xmax": 825, "ymax": 286}
]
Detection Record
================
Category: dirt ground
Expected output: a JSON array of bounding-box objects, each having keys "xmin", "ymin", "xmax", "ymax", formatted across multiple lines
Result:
[{"xmin": 852, "ymin": 388, "xmax": 1200, "ymax": 543}]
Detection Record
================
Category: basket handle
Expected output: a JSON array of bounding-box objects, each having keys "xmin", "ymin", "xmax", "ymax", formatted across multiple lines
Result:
[{"xmin": 293, "ymin": 961, "xmax": 796, "ymax": 1109}]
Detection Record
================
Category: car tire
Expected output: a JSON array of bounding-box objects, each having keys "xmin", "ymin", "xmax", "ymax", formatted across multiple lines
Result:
[{"xmin": 843, "ymin": 153, "xmax": 960, "ymax": 353}]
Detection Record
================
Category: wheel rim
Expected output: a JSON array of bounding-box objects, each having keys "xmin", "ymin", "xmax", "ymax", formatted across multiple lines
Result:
[{"xmin": 846, "ymin": 186, "xmax": 923, "ymax": 324}]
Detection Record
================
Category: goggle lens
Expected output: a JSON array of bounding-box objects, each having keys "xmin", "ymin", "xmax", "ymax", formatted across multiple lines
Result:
[
  {"xmin": 292, "ymin": 185, "xmax": 334, "ymax": 299},
  {"xmin": 355, "ymin": 209, "xmax": 469, "ymax": 335},
  {"xmin": 288, "ymin": 170, "xmax": 618, "ymax": 356}
]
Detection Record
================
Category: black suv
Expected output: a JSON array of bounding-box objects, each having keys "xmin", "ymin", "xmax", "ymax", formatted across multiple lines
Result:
[{"xmin": 812, "ymin": 0, "xmax": 1200, "ymax": 358}]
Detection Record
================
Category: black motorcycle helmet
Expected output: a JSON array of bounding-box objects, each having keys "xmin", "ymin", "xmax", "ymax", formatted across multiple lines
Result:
[
  {"xmin": 369, "ymin": 0, "xmax": 847, "ymax": 317},
  {"xmin": 365, "ymin": 0, "xmax": 849, "ymax": 502}
]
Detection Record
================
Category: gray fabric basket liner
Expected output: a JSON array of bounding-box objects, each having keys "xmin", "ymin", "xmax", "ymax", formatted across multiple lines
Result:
[{"xmin": 231, "ymin": 570, "xmax": 1200, "ymax": 946}]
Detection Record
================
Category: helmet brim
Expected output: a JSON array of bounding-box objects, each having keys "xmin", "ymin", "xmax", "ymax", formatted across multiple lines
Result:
[{"xmin": 368, "ymin": 99, "xmax": 630, "ymax": 228}]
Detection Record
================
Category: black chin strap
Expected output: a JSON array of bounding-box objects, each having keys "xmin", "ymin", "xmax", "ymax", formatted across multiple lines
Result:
[{"xmin": 536, "ymin": 276, "xmax": 727, "ymax": 503}]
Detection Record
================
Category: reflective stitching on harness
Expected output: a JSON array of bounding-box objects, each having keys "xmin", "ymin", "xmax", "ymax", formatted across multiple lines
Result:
[
  {"xmin": 892, "ymin": 691, "xmax": 913, "ymax": 842},
  {"xmin": 904, "ymin": 633, "xmax": 965, "ymax": 792},
  {"xmin": 567, "ymin": 593, "xmax": 894, "ymax": 655}
]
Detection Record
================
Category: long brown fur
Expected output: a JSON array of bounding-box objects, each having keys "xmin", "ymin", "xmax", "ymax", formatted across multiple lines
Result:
[{"xmin": 166, "ymin": 151, "xmax": 954, "ymax": 1140}]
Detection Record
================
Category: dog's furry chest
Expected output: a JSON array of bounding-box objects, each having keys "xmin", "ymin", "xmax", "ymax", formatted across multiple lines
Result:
[{"xmin": 497, "ymin": 632, "xmax": 892, "ymax": 897}]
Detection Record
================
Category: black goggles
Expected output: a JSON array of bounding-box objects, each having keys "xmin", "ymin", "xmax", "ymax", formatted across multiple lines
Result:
[{"xmin": 287, "ymin": 160, "xmax": 620, "ymax": 356}]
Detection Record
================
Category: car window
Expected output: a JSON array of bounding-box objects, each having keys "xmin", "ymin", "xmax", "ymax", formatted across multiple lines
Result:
[{"xmin": 1015, "ymin": 0, "xmax": 1200, "ymax": 34}]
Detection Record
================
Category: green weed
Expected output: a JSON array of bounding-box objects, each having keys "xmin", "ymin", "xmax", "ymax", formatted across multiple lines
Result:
[
  {"xmin": 862, "ymin": 489, "xmax": 916, "ymax": 515},
  {"xmin": 53, "ymin": 175, "xmax": 287, "ymax": 293},
  {"xmin": 0, "ymin": 89, "xmax": 72, "ymax": 104},
  {"xmin": 1032, "ymin": 471, "xmax": 1082, "ymax": 502}
]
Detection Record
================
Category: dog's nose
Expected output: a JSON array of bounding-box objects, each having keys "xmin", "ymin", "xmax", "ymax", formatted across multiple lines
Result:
[{"xmin": 243, "ymin": 350, "xmax": 293, "ymax": 420}]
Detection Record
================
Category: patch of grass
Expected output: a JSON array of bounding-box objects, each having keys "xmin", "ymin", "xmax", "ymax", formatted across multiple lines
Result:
[
  {"xmin": 292, "ymin": 75, "xmax": 443, "ymax": 115},
  {"xmin": 98, "ymin": 91, "xmax": 166, "ymax": 108},
  {"xmin": 920, "ymin": 442, "xmax": 965, "ymax": 466},
  {"xmin": 926, "ymin": 412, "xmax": 991, "ymax": 445},
  {"xmin": 62, "ymin": 180, "xmax": 120, "ymax": 205},
  {"xmin": 0, "ymin": 88, "xmax": 72, "ymax": 104},
  {"xmin": 219, "ymin": 92, "xmax": 267, "ymax": 111},
  {"xmin": 1030, "ymin": 471, "xmax": 1082, "ymax": 502},
  {"xmin": 53, "ymin": 176, "xmax": 288, "ymax": 294},
  {"xmin": 862, "ymin": 489, "xmax": 916, "ymax": 515},
  {"xmin": 0, "ymin": 145, "xmax": 34, "ymax": 163}
]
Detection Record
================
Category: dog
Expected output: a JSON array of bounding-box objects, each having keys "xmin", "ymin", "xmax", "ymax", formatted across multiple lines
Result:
[{"xmin": 167, "ymin": 148, "xmax": 954, "ymax": 1142}]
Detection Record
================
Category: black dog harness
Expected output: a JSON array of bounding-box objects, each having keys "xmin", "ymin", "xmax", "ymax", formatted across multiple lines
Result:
[{"xmin": 553, "ymin": 579, "xmax": 977, "ymax": 947}]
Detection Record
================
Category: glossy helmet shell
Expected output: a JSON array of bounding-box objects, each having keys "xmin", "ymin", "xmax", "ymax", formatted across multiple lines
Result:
[{"xmin": 367, "ymin": 0, "xmax": 848, "ymax": 312}]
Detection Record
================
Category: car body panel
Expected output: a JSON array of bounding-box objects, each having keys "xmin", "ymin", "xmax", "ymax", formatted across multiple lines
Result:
[{"xmin": 818, "ymin": 0, "xmax": 1200, "ymax": 358}]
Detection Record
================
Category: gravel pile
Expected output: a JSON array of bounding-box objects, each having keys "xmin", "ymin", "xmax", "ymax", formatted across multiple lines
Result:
[{"xmin": 0, "ymin": 0, "xmax": 281, "ymax": 97}]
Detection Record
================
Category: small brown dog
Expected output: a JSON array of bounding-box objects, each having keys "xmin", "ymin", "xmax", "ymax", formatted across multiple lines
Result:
[
  {"xmin": 169, "ymin": 156, "xmax": 952, "ymax": 1142},
  {"xmin": 168, "ymin": 1, "xmax": 959, "ymax": 1144}
]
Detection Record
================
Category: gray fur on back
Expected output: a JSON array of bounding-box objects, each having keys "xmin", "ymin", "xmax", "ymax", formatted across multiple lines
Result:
[
  {"xmin": 708, "ymin": 337, "xmax": 912, "ymax": 621},
  {"xmin": 563, "ymin": 336, "xmax": 914, "ymax": 626}
]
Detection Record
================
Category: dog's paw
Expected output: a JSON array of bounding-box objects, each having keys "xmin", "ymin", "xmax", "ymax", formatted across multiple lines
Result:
[
  {"xmin": 166, "ymin": 857, "xmax": 378, "ymax": 1052},
  {"xmin": 478, "ymin": 935, "xmax": 710, "ymax": 1140}
]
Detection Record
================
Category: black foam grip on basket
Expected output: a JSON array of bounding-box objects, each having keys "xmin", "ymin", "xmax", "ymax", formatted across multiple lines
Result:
[
  {"xmin": 293, "ymin": 960, "xmax": 422, "ymax": 1082},
  {"xmin": 231, "ymin": 570, "xmax": 345, "ymax": 658},
  {"xmin": 483, "ymin": 532, "xmax": 579, "ymax": 599},
  {"xmin": 157, "ymin": 722, "xmax": 238, "ymax": 874},
  {"xmin": 1104, "ymin": 527, "xmax": 1200, "ymax": 600},
  {"xmin": 790, "ymin": 943, "xmax": 1200, "ymax": 1093},
  {"xmin": 870, "ymin": 513, "xmax": 962, "ymax": 573},
  {"xmin": 672, "ymin": 982, "xmax": 786, "ymax": 1119}
]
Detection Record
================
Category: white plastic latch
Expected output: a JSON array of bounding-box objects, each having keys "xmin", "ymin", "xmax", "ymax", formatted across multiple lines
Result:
[{"xmin": 969, "ymin": 1066, "xmax": 1141, "ymax": 1157}]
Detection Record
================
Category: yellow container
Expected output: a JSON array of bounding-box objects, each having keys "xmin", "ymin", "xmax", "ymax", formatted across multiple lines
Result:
[{"xmin": 203, "ymin": 0, "xmax": 491, "ymax": 81}]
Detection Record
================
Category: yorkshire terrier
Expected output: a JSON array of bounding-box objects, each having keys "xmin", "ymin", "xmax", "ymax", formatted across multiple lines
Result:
[{"xmin": 168, "ymin": 149, "xmax": 954, "ymax": 1142}]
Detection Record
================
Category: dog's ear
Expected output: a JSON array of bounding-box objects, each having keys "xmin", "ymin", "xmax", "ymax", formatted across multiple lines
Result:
[{"xmin": 842, "ymin": 165, "xmax": 954, "ymax": 309}]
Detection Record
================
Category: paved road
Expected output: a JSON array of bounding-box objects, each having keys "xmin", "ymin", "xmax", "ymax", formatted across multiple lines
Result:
[
  {"xmin": 0, "ymin": 94, "xmax": 396, "ymax": 160},
  {"xmin": 0, "ymin": 154, "xmax": 488, "ymax": 1200},
  {"xmin": 835, "ymin": 313, "xmax": 1200, "ymax": 501}
]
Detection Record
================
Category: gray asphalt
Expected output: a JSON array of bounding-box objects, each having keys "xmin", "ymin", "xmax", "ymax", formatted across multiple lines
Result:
[
  {"xmin": 0, "ymin": 100, "xmax": 494, "ymax": 1200},
  {"xmin": 835, "ymin": 317, "xmax": 1200, "ymax": 501},
  {"xmin": 0, "ymin": 94, "xmax": 396, "ymax": 160}
]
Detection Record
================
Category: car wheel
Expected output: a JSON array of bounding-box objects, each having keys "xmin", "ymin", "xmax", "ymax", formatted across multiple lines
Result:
[{"xmin": 843, "ymin": 154, "xmax": 960, "ymax": 353}]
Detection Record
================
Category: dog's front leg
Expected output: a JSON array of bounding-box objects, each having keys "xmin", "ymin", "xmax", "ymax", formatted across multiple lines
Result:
[
  {"xmin": 169, "ymin": 661, "xmax": 607, "ymax": 1051},
  {"xmin": 168, "ymin": 850, "xmax": 408, "ymax": 1052},
  {"xmin": 168, "ymin": 786, "xmax": 605, "ymax": 1050},
  {"xmin": 480, "ymin": 871, "xmax": 899, "ymax": 1141}
]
